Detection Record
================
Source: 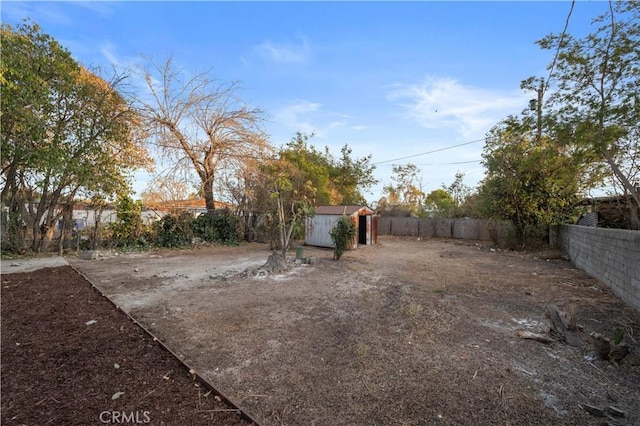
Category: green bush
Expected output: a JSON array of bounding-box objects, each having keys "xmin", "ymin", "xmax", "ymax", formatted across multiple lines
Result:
[
  {"xmin": 192, "ymin": 210, "xmax": 239, "ymax": 245},
  {"xmin": 154, "ymin": 211, "xmax": 194, "ymax": 248},
  {"xmin": 330, "ymin": 216, "xmax": 356, "ymax": 260},
  {"xmin": 110, "ymin": 196, "xmax": 146, "ymax": 248}
]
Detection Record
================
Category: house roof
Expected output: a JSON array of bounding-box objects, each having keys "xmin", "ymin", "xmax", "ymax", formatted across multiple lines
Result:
[
  {"xmin": 314, "ymin": 205, "xmax": 374, "ymax": 216},
  {"xmin": 151, "ymin": 199, "xmax": 232, "ymax": 212}
]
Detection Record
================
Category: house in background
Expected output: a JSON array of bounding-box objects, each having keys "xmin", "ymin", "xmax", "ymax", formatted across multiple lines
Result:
[
  {"xmin": 305, "ymin": 205, "xmax": 377, "ymax": 249},
  {"xmin": 578, "ymin": 194, "xmax": 640, "ymax": 230},
  {"xmin": 67, "ymin": 198, "xmax": 233, "ymax": 232}
]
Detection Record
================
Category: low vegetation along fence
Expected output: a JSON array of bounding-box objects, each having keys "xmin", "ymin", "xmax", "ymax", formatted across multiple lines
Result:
[
  {"xmin": 559, "ymin": 225, "xmax": 640, "ymax": 311},
  {"xmin": 377, "ymin": 217, "xmax": 516, "ymax": 245}
]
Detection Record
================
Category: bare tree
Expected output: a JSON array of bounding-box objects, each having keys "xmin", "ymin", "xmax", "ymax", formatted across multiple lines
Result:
[
  {"xmin": 134, "ymin": 56, "xmax": 271, "ymax": 211},
  {"xmin": 140, "ymin": 173, "xmax": 193, "ymax": 209}
]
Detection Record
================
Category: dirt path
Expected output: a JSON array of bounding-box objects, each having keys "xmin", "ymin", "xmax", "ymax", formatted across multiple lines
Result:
[{"xmin": 70, "ymin": 237, "xmax": 640, "ymax": 425}]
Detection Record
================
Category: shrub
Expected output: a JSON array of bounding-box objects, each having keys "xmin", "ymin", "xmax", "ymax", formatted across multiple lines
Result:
[
  {"xmin": 330, "ymin": 216, "xmax": 356, "ymax": 260},
  {"xmin": 154, "ymin": 211, "xmax": 194, "ymax": 248},
  {"xmin": 110, "ymin": 196, "xmax": 146, "ymax": 248},
  {"xmin": 192, "ymin": 210, "xmax": 239, "ymax": 245}
]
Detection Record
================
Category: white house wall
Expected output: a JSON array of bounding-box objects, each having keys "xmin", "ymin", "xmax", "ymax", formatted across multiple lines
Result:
[{"xmin": 70, "ymin": 209, "xmax": 166, "ymax": 229}]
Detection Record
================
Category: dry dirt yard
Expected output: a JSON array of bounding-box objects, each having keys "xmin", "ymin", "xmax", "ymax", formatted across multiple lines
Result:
[{"xmin": 70, "ymin": 236, "xmax": 640, "ymax": 426}]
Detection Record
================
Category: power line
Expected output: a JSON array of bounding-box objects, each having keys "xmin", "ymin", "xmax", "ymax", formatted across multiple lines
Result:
[
  {"xmin": 378, "ymin": 159, "xmax": 481, "ymax": 166},
  {"xmin": 372, "ymin": 138, "xmax": 486, "ymax": 165},
  {"xmin": 543, "ymin": 0, "xmax": 575, "ymax": 96},
  {"xmin": 416, "ymin": 160, "xmax": 481, "ymax": 166}
]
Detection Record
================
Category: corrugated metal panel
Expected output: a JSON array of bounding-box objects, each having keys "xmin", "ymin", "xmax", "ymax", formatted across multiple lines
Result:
[
  {"xmin": 577, "ymin": 212, "xmax": 598, "ymax": 227},
  {"xmin": 306, "ymin": 207, "xmax": 379, "ymax": 248},
  {"xmin": 314, "ymin": 205, "xmax": 374, "ymax": 216},
  {"xmin": 305, "ymin": 214, "xmax": 342, "ymax": 248}
]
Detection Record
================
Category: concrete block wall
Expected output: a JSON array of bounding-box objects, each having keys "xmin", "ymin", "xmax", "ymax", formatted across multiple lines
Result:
[
  {"xmin": 435, "ymin": 219, "xmax": 454, "ymax": 238},
  {"xmin": 418, "ymin": 218, "xmax": 435, "ymax": 238},
  {"xmin": 378, "ymin": 217, "xmax": 514, "ymax": 244},
  {"xmin": 560, "ymin": 225, "xmax": 640, "ymax": 311}
]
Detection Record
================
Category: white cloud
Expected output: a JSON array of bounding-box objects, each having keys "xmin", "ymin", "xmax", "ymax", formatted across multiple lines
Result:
[
  {"xmin": 2, "ymin": 1, "xmax": 113, "ymax": 27},
  {"xmin": 388, "ymin": 76, "xmax": 528, "ymax": 139},
  {"xmin": 328, "ymin": 121, "xmax": 347, "ymax": 129},
  {"xmin": 73, "ymin": 1, "xmax": 114, "ymax": 17},
  {"xmin": 270, "ymin": 101, "xmax": 372, "ymax": 149},
  {"xmin": 100, "ymin": 42, "xmax": 122, "ymax": 67},
  {"xmin": 257, "ymin": 38, "xmax": 311, "ymax": 64},
  {"xmin": 2, "ymin": 2, "xmax": 72, "ymax": 26},
  {"xmin": 272, "ymin": 100, "xmax": 322, "ymax": 136}
]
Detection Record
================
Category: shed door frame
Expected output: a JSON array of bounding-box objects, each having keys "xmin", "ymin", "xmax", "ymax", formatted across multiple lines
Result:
[{"xmin": 358, "ymin": 214, "xmax": 372, "ymax": 245}]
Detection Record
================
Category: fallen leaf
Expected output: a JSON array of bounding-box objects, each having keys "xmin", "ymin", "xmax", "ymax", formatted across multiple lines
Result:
[{"xmin": 112, "ymin": 391, "xmax": 124, "ymax": 400}]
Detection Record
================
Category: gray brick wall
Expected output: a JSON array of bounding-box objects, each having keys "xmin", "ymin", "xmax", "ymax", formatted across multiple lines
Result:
[
  {"xmin": 560, "ymin": 225, "xmax": 640, "ymax": 311},
  {"xmin": 378, "ymin": 217, "xmax": 515, "ymax": 245}
]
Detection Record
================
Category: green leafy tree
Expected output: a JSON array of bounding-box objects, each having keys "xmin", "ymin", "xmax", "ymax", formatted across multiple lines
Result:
[
  {"xmin": 264, "ymin": 157, "xmax": 316, "ymax": 260},
  {"xmin": 380, "ymin": 163, "xmax": 425, "ymax": 215},
  {"xmin": 478, "ymin": 116, "xmax": 597, "ymax": 246},
  {"xmin": 442, "ymin": 171, "xmax": 472, "ymax": 217},
  {"xmin": 110, "ymin": 195, "xmax": 145, "ymax": 248},
  {"xmin": 538, "ymin": 0, "xmax": 640, "ymax": 213},
  {"xmin": 1, "ymin": 21, "xmax": 151, "ymax": 252},
  {"xmin": 329, "ymin": 145, "xmax": 378, "ymax": 205},
  {"xmin": 280, "ymin": 133, "xmax": 333, "ymax": 205},
  {"xmin": 280, "ymin": 132, "xmax": 377, "ymax": 206},
  {"xmin": 424, "ymin": 189, "xmax": 454, "ymax": 218}
]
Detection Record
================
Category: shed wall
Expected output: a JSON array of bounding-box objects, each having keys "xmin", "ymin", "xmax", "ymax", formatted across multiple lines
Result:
[{"xmin": 305, "ymin": 214, "xmax": 342, "ymax": 248}]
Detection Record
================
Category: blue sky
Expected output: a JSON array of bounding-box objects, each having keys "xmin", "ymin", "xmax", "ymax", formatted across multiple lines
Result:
[{"xmin": 2, "ymin": 1, "xmax": 611, "ymax": 204}]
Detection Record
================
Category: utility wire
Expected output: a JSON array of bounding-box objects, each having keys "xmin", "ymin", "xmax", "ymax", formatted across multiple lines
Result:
[
  {"xmin": 372, "ymin": 138, "xmax": 486, "ymax": 165},
  {"xmin": 147, "ymin": 136, "xmax": 487, "ymax": 167},
  {"xmin": 543, "ymin": 0, "xmax": 575, "ymax": 96},
  {"xmin": 413, "ymin": 160, "xmax": 481, "ymax": 166}
]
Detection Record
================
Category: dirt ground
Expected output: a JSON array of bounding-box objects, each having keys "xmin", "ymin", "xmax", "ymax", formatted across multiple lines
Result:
[{"xmin": 62, "ymin": 236, "xmax": 640, "ymax": 425}]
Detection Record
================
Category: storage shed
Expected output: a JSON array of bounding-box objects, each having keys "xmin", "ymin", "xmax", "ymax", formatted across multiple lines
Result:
[{"xmin": 305, "ymin": 205, "xmax": 378, "ymax": 249}]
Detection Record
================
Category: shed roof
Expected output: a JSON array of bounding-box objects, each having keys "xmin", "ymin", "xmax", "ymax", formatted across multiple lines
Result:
[{"xmin": 314, "ymin": 205, "xmax": 374, "ymax": 216}]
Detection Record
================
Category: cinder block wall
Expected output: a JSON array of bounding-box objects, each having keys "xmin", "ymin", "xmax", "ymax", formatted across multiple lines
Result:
[
  {"xmin": 378, "ymin": 217, "xmax": 515, "ymax": 245},
  {"xmin": 560, "ymin": 225, "xmax": 640, "ymax": 310}
]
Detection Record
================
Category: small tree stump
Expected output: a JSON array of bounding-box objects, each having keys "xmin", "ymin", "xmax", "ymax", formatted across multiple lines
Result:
[
  {"xmin": 545, "ymin": 304, "xmax": 581, "ymax": 346},
  {"xmin": 260, "ymin": 251, "xmax": 289, "ymax": 273},
  {"xmin": 589, "ymin": 332, "xmax": 611, "ymax": 360},
  {"xmin": 558, "ymin": 305, "xmax": 577, "ymax": 331}
]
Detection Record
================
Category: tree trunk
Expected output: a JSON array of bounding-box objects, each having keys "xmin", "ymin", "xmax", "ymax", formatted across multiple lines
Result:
[
  {"xmin": 545, "ymin": 304, "xmax": 581, "ymax": 346},
  {"xmin": 57, "ymin": 204, "xmax": 74, "ymax": 255},
  {"xmin": 602, "ymin": 146, "xmax": 640, "ymax": 210},
  {"xmin": 261, "ymin": 251, "xmax": 289, "ymax": 273},
  {"xmin": 203, "ymin": 177, "xmax": 216, "ymax": 212},
  {"xmin": 91, "ymin": 206, "xmax": 105, "ymax": 250}
]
